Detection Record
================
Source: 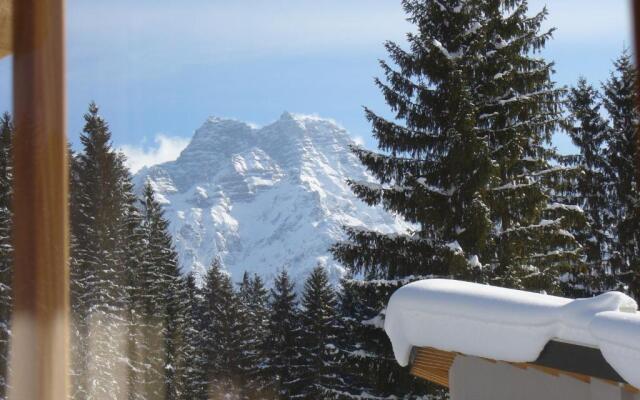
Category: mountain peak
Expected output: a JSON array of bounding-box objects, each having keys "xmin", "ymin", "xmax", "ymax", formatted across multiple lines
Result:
[
  {"xmin": 203, "ymin": 116, "xmax": 254, "ymax": 129},
  {"xmin": 188, "ymin": 117, "xmax": 254, "ymax": 144},
  {"xmin": 174, "ymin": 116, "xmax": 256, "ymax": 173},
  {"xmin": 279, "ymin": 111, "xmax": 295, "ymax": 121},
  {"xmin": 134, "ymin": 112, "xmax": 408, "ymax": 287},
  {"xmin": 276, "ymin": 111, "xmax": 339, "ymax": 125}
]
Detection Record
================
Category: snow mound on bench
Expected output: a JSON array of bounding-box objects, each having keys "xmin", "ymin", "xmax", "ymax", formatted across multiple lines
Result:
[{"xmin": 384, "ymin": 279, "xmax": 640, "ymax": 388}]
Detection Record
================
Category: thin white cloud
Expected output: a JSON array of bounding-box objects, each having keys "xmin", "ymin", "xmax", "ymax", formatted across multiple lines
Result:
[{"xmin": 120, "ymin": 134, "xmax": 190, "ymax": 173}]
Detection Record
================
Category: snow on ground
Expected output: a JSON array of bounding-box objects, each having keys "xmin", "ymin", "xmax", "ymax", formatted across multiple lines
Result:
[{"xmin": 385, "ymin": 279, "xmax": 640, "ymax": 388}]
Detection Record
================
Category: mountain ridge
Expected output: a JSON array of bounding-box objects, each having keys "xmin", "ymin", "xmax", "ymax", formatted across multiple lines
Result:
[{"xmin": 134, "ymin": 112, "xmax": 410, "ymax": 286}]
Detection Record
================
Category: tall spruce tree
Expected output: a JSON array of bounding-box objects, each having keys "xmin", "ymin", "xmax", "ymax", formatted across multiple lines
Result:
[
  {"xmin": 330, "ymin": 276, "xmax": 396, "ymax": 400},
  {"xmin": 237, "ymin": 272, "xmax": 271, "ymax": 400},
  {"xmin": 565, "ymin": 78, "xmax": 613, "ymax": 295},
  {"xmin": 602, "ymin": 52, "xmax": 640, "ymax": 299},
  {"xmin": 332, "ymin": 278, "xmax": 434, "ymax": 399},
  {"xmin": 237, "ymin": 271, "xmax": 254, "ymax": 398},
  {"xmin": 138, "ymin": 182, "xmax": 187, "ymax": 400},
  {"xmin": 70, "ymin": 102, "xmax": 135, "ymax": 400},
  {"xmin": 121, "ymin": 188, "xmax": 151, "ymax": 400},
  {"xmin": 295, "ymin": 265, "xmax": 340, "ymax": 399},
  {"xmin": 180, "ymin": 273, "xmax": 208, "ymax": 400},
  {"xmin": 0, "ymin": 113, "xmax": 13, "ymax": 400},
  {"xmin": 264, "ymin": 269, "xmax": 301, "ymax": 400},
  {"xmin": 248, "ymin": 274, "xmax": 271, "ymax": 399},
  {"xmin": 165, "ymin": 273, "xmax": 189, "ymax": 400},
  {"xmin": 201, "ymin": 259, "xmax": 243, "ymax": 399},
  {"xmin": 332, "ymin": 1, "xmax": 581, "ymax": 397}
]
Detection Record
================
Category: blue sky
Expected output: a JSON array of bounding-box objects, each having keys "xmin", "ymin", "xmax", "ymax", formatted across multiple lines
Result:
[{"xmin": 0, "ymin": 0, "xmax": 633, "ymax": 171}]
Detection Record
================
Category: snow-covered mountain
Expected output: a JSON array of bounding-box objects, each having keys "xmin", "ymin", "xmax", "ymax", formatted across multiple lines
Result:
[{"xmin": 134, "ymin": 112, "xmax": 410, "ymax": 286}]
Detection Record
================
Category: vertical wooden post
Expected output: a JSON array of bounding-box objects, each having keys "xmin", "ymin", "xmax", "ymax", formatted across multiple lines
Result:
[{"xmin": 9, "ymin": 0, "xmax": 69, "ymax": 399}]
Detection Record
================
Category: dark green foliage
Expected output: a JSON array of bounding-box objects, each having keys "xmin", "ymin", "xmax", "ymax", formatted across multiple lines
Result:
[
  {"xmin": 138, "ymin": 182, "xmax": 187, "ymax": 400},
  {"xmin": 237, "ymin": 272, "xmax": 271, "ymax": 400},
  {"xmin": 66, "ymin": 102, "xmax": 281, "ymax": 400},
  {"xmin": 236, "ymin": 273, "xmax": 255, "ymax": 400},
  {"xmin": 0, "ymin": 113, "xmax": 12, "ymax": 400},
  {"xmin": 70, "ymin": 102, "xmax": 135, "ymax": 400},
  {"xmin": 601, "ymin": 53, "xmax": 640, "ymax": 299},
  {"xmin": 564, "ymin": 53, "xmax": 640, "ymax": 300},
  {"xmin": 564, "ymin": 78, "xmax": 614, "ymax": 295},
  {"xmin": 264, "ymin": 269, "xmax": 302, "ymax": 399},
  {"xmin": 332, "ymin": 0, "xmax": 582, "ymax": 398},
  {"xmin": 331, "ymin": 278, "xmax": 434, "ymax": 399},
  {"xmin": 122, "ymin": 185, "xmax": 154, "ymax": 400},
  {"xmin": 294, "ymin": 265, "xmax": 340, "ymax": 399},
  {"xmin": 180, "ymin": 273, "xmax": 208, "ymax": 400},
  {"xmin": 201, "ymin": 259, "xmax": 243, "ymax": 399},
  {"xmin": 69, "ymin": 103, "xmax": 194, "ymax": 400}
]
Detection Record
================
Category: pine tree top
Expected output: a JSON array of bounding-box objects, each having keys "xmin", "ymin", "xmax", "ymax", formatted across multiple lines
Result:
[{"xmin": 81, "ymin": 102, "xmax": 112, "ymax": 150}]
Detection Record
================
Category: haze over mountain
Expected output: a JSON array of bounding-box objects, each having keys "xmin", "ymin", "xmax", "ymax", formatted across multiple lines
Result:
[{"xmin": 134, "ymin": 112, "xmax": 410, "ymax": 285}]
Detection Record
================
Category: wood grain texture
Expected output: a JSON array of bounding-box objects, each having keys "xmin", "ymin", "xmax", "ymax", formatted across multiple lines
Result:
[
  {"xmin": 0, "ymin": 0, "xmax": 10, "ymax": 58},
  {"xmin": 410, "ymin": 347, "xmax": 457, "ymax": 388},
  {"xmin": 410, "ymin": 347, "xmax": 640, "ymax": 394},
  {"xmin": 8, "ymin": 0, "xmax": 69, "ymax": 399}
]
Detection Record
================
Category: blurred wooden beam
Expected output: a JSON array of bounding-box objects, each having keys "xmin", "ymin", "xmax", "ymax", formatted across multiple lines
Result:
[
  {"xmin": 0, "ymin": 0, "xmax": 11, "ymax": 58},
  {"xmin": 9, "ymin": 0, "xmax": 69, "ymax": 399}
]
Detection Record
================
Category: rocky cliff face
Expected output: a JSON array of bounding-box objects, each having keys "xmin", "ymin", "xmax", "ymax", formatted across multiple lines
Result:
[{"xmin": 134, "ymin": 112, "xmax": 409, "ymax": 285}]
